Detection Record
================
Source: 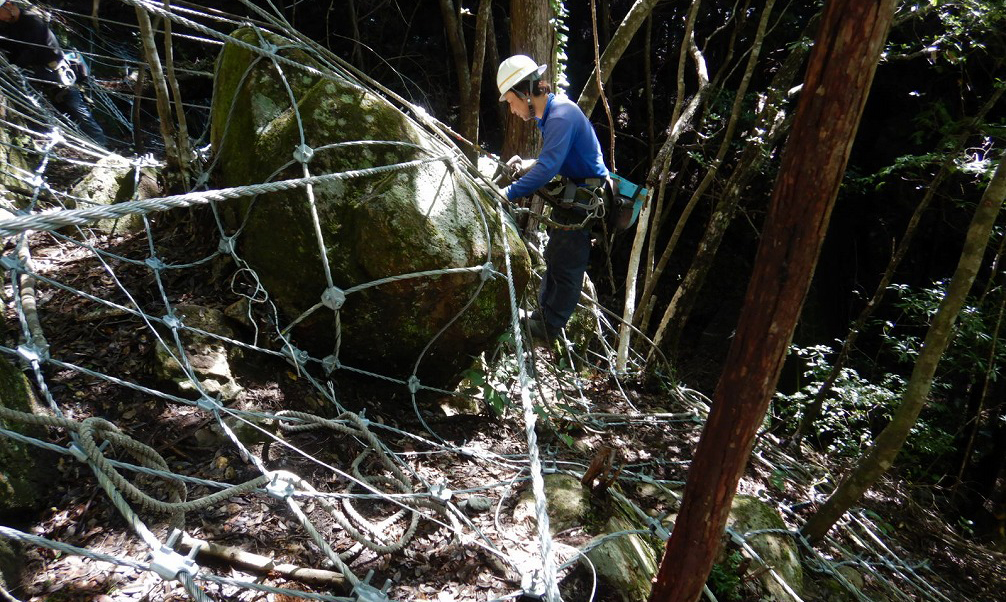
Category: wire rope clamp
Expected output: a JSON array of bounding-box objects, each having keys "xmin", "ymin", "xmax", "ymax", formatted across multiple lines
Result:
[
  {"xmin": 518, "ymin": 570, "xmax": 546, "ymax": 601},
  {"xmin": 149, "ymin": 530, "xmax": 199, "ymax": 582},
  {"xmin": 429, "ymin": 483, "xmax": 453, "ymax": 504},
  {"xmin": 406, "ymin": 375, "xmax": 421, "ymax": 395},
  {"xmin": 265, "ymin": 471, "xmax": 299, "ymax": 500},
  {"xmin": 218, "ymin": 236, "xmax": 236, "ymax": 255},
  {"xmin": 480, "ymin": 261, "xmax": 496, "ymax": 282},
  {"xmin": 16, "ymin": 342, "xmax": 49, "ymax": 363},
  {"xmin": 648, "ymin": 517, "xmax": 671, "ymax": 542},
  {"xmin": 293, "ymin": 144, "xmax": 315, "ymax": 164},
  {"xmin": 322, "ymin": 354, "xmax": 341, "ymax": 374},
  {"xmin": 285, "ymin": 345, "xmax": 310, "ymax": 367},
  {"xmin": 163, "ymin": 313, "xmax": 182, "ymax": 330},
  {"xmin": 145, "ymin": 257, "xmax": 167, "ymax": 271},
  {"xmin": 321, "ymin": 286, "xmax": 346, "ymax": 310},
  {"xmin": 352, "ymin": 569, "xmax": 394, "ymax": 602},
  {"xmin": 195, "ymin": 396, "xmax": 220, "ymax": 412}
]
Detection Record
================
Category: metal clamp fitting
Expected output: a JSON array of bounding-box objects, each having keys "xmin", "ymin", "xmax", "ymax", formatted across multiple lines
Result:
[
  {"xmin": 265, "ymin": 471, "xmax": 299, "ymax": 500},
  {"xmin": 293, "ymin": 144, "xmax": 315, "ymax": 164},
  {"xmin": 322, "ymin": 354, "xmax": 341, "ymax": 374},
  {"xmin": 321, "ymin": 286, "xmax": 346, "ymax": 310},
  {"xmin": 518, "ymin": 570, "xmax": 546, "ymax": 601},
  {"xmin": 149, "ymin": 531, "xmax": 199, "ymax": 581},
  {"xmin": 352, "ymin": 569, "xmax": 394, "ymax": 602},
  {"xmin": 429, "ymin": 484, "xmax": 453, "ymax": 503}
]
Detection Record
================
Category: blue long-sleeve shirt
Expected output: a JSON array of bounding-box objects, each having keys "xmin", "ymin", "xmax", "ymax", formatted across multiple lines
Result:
[{"xmin": 505, "ymin": 94, "xmax": 609, "ymax": 201}]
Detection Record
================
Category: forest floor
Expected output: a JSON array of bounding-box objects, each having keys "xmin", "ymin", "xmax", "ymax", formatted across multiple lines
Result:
[{"xmin": 3, "ymin": 209, "xmax": 1006, "ymax": 602}]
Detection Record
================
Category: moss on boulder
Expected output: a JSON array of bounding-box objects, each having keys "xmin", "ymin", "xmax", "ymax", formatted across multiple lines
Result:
[
  {"xmin": 211, "ymin": 29, "xmax": 530, "ymax": 391},
  {"xmin": 0, "ymin": 356, "xmax": 47, "ymax": 514},
  {"xmin": 729, "ymin": 494, "xmax": 804, "ymax": 601}
]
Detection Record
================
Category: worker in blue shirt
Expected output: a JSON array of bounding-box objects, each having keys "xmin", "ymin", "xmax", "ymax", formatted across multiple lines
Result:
[{"xmin": 496, "ymin": 54, "xmax": 610, "ymax": 344}]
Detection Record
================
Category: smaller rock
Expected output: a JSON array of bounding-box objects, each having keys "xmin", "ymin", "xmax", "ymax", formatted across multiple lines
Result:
[
  {"xmin": 462, "ymin": 495, "xmax": 493, "ymax": 515},
  {"xmin": 513, "ymin": 473, "xmax": 589, "ymax": 535},
  {"xmin": 69, "ymin": 154, "xmax": 161, "ymax": 234},
  {"xmin": 152, "ymin": 304, "xmax": 243, "ymax": 401}
]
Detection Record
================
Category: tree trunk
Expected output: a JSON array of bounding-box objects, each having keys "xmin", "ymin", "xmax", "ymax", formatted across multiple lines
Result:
[
  {"xmin": 577, "ymin": 0, "xmax": 661, "ymax": 119},
  {"xmin": 801, "ymin": 158, "xmax": 1006, "ymax": 544},
  {"xmin": 439, "ymin": 0, "xmax": 491, "ymax": 161},
  {"xmin": 503, "ymin": 0, "xmax": 554, "ymax": 160},
  {"xmin": 648, "ymin": 0, "xmax": 896, "ymax": 598},
  {"xmin": 135, "ymin": 8, "xmax": 179, "ymax": 171}
]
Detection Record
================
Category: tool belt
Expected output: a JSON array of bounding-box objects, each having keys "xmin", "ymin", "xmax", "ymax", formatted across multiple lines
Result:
[{"xmin": 536, "ymin": 176, "xmax": 611, "ymax": 231}]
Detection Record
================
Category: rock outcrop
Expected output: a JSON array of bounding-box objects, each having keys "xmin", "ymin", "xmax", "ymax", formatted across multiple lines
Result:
[{"xmin": 210, "ymin": 28, "xmax": 530, "ymax": 391}]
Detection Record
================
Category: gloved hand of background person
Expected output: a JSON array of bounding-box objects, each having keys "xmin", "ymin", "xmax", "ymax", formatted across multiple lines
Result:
[{"xmin": 52, "ymin": 57, "xmax": 76, "ymax": 86}]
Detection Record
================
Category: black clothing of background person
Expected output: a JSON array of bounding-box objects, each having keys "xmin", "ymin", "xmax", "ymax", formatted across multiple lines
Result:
[{"xmin": 0, "ymin": 3, "xmax": 107, "ymax": 145}]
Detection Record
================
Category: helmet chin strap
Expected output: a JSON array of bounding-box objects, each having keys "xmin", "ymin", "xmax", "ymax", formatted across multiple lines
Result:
[{"xmin": 514, "ymin": 89, "xmax": 534, "ymax": 117}]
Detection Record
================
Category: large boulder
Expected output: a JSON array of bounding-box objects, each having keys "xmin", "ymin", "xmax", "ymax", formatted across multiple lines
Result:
[
  {"xmin": 0, "ymin": 95, "xmax": 31, "ymax": 199},
  {"xmin": 210, "ymin": 29, "xmax": 530, "ymax": 391}
]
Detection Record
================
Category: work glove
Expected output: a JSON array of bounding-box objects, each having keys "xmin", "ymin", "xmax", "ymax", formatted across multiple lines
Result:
[{"xmin": 506, "ymin": 155, "xmax": 536, "ymax": 178}]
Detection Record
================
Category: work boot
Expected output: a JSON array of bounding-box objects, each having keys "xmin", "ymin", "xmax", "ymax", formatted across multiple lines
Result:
[{"xmin": 525, "ymin": 317, "xmax": 557, "ymax": 346}]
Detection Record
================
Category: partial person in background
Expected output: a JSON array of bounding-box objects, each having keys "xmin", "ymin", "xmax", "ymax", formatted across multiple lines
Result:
[{"xmin": 0, "ymin": 0, "xmax": 107, "ymax": 146}]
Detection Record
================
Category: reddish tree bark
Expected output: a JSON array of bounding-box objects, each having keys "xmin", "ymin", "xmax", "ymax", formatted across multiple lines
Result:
[
  {"xmin": 502, "ymin": 0, "xmax": 554, "ymax": 160},
  {"xmin": 647, "ymin": 0, "xmax": 898, "ymax": 600}
]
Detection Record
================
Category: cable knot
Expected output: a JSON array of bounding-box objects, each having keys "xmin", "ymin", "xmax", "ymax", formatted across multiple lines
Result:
[
  {"xmin": 16, "ymin": 342, "xmax": 49, "ymax": 363},
  {"xmin": 0, "ymin": 256, "xmax": 24, "ymax": 272},
  {"xmin": 321, "ymin": 286, "xmax": 346, "ymax": 310},
  {"xmin": 407, "ymin": 375, "xmax": 421, "ymax": 394},
  {"xmin": 27, "ymin": 174, "xmax": 46, "ymax": 190},
  {"xmin": 46, "ymin": 128, "xmax": 64, "ymax": 146}
]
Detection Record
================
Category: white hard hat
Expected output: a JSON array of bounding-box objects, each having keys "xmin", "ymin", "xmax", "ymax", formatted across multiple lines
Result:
[{"xmin": 496, "ymin": 55, "xmax": 547, "ymax": 102}]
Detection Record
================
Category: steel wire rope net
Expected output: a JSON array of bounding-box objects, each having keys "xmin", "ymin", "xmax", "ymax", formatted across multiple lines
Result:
[{"xmin": 0, "ymin": 3, "xmax": 949, "ymax": 602}]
